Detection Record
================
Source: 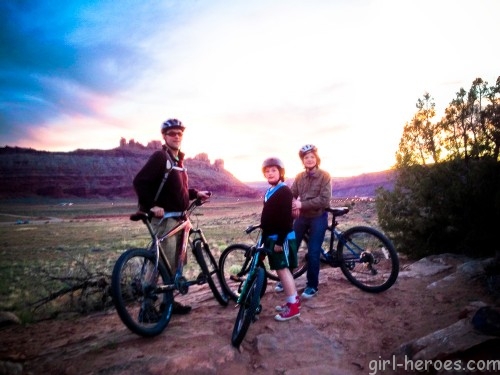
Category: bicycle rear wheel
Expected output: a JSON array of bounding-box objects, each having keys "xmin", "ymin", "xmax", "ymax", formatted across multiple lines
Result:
[
  {"xmin": 193, "ymin": 239, "xmax": 229, "ymax": 306},
  {"xmin": 337, "ymin": 226, "xmax": 399, "ymax": 293},
  {"xmin": 219, "ymin": 245, "xmax": 267, "ymax": 301},
  {"xmin": 231, "ymin": 267, "xmax": 265, "ymax": 348},
  {"xmin": 111, "ymin": 248, "xmax": 173, "ymax": 337}
]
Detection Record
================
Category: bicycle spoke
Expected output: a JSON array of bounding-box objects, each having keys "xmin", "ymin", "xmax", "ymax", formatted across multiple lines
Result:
[{"xmin": 111, "ymin": 249, "xmax": 173, "ymax": 337}]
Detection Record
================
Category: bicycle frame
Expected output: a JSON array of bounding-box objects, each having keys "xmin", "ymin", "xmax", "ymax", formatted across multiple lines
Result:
[
  {"xmin": 139, "ymin": 201, "xmax": 207, "ymax": 294},
  {"xmin": 307, "ymin": 209, "xmax": 347, "ymax": 265},
  {"xmin": 154, "ymin": 217, "xmax": 192, "ymax": 282},
  {"xmin": 236, "ymin": 246, "xmax": 263, "ymax": 305}
]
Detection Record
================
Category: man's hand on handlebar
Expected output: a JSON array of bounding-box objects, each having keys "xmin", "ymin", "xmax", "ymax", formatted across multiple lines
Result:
[{"xmin": 150, "ymin": 206, "xmax": 164, "ymax": 218}]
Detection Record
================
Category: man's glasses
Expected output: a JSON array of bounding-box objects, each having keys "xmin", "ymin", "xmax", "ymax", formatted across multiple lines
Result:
[{"xmin": 165, "ymin": 131, "xmax": 183, "ymax": 137}]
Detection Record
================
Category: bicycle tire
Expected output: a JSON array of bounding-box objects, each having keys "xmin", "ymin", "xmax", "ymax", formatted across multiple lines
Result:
[
  {"xmin": 337, "ymin": 226, "xmax": 399, "ymax": 293},
  {"xmin": 111, "ymin": 248, "xmax": 173, "ymax": 337},
  {"xmin": 231, "ymin": 266, "xmax": 265, "ymax": 348},
  {"xmin": 219, "ymin": 244, "xmax": 268, "ymax": 301},
  {"xmin": 193, "ymin": 239, "xmax": 229, "ymax": 306}
]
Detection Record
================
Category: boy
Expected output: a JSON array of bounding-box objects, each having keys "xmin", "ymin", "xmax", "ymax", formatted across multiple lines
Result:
[{"xmin": 260, "ymin": 157, "xmax": 300, "ymax": 321}]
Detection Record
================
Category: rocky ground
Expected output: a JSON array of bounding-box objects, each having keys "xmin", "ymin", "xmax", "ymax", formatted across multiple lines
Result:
[{"xmin": 1, "ymin": 254, "xmax": 499, "ymax": 375}]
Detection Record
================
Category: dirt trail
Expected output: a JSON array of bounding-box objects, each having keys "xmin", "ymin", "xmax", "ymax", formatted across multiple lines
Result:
[{"xmin": 1, "ymin": 255, "xmax": 499, "ymax": 375}]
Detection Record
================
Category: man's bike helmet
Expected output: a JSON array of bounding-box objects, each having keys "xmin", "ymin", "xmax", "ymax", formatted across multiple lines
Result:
[
  {"xmin": 299, "ymin": 144, "xmax": 318, "ymax": 158},
  {"xmin": 262, "ymin": 157, "xmax": 286, "ymax": 181},
  {"xmin": 161, "ymin": 118, "xmax": 185, "ymax": 133}
]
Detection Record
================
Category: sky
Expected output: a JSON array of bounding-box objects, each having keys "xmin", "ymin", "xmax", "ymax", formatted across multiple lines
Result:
[{"xmin": 1, "ymin": 0, "xmax": 499, "ymax": 182}]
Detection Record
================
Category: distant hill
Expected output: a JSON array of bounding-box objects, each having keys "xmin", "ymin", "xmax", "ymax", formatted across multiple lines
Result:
[
  {"xmin": 330, "ymin": 170, "xmax": 395, "ymax": 198},
  {"xmin": 244, "ymin": 170, "xmax": 395, "ymax": 198},
  {"xmin": 0, "ymin": 146, "xmax": 259, "ymax": 199},
  {"xmin": 0, "ymin": 146, "xmax": 395, "ymax": 200}
]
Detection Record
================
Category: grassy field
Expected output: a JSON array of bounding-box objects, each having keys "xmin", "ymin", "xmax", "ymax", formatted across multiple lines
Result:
[{"xmin": 0, "ymin": 196, "xmax": 379, "ymax": 321}]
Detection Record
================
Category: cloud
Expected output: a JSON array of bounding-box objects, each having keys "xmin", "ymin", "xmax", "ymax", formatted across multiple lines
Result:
[{"xmin": 0, "ymin": 1, "xmax": 178, "ymax": 139}]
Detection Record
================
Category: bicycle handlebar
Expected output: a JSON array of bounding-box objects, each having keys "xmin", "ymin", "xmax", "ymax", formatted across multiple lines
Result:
[
  {"xmin": 130, "ymin": 192, "xmax": 212, "ymax": 223},
  {"xmin": 245, "ymin": 224, "xmax": 261, "ymax": 234}
]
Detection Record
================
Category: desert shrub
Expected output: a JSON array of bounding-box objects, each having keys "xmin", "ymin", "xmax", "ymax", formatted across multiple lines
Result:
[{"xmin": 376, "ymin": 159, "xmax": 500, "ymax": 259}]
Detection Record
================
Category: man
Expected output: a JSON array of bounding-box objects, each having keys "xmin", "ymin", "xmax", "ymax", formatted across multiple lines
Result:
[{"xmin": 133, "ymin": 118, "xmax": 211, "ymax": 314}]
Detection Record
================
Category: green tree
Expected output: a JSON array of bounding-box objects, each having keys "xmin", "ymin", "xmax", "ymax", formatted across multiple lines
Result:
[
  {"xmin": 481, "ymin": 76, "xmax": 500, "ymax": 159},
  {"xmin": 377, "ymin": 76, "xmax": 500, "ymax": 259},
  {"xmin": 396, "ymin": 93, "xmax": 440, "ymax": 167}
]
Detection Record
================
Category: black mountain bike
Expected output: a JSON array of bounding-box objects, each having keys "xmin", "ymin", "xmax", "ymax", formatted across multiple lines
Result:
[
  {"xmin": 111, "ymin": 197, "xmax": 228, "ymax": 337},
  {"xmin": 219, "ymin": 206, "xmax": 399, "ymax": 302}
]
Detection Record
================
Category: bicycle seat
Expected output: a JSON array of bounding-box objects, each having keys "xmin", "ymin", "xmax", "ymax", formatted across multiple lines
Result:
[
  {"xmin": 325, "ymin": 207, "xmax": 349, "ymax": 217},
  {"xmin": 130, "ymin": 212, "xmax": 150, "ymax": 222}
]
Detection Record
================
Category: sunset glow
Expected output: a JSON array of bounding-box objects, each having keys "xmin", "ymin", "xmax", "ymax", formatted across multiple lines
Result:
[{"xmin": 1, "ymin": 0, "xmax": 499, "ymax": 182}]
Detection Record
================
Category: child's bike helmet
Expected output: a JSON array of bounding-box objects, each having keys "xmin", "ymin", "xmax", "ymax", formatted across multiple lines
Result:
[
  {"xmin": 262, "ymin": 157, "xmax": 286, "ymax": 181},
  {"xmin": 299, "ymin": 144, "xmax": 318, "ymax": 158}
]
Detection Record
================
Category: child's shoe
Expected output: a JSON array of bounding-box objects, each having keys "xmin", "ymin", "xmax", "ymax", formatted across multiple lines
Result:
[
  {"xmin": 274, "ymin": 301, "xmax": 300, "ymax": 321},
  {"xmin": 301, "ymin": 287, "xmax": 318, "ymax": 299},
  {"xmin": 275, "ymin": 296, "xmax": 301, "ymax": 312},
  {"xmin": 274, "ymin": 282, "xmax": 284, "ymax": 292}
]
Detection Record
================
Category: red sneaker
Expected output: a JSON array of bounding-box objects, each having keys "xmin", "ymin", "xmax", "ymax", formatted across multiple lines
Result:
[
  {"xmin": 275, "ymin": 296, "xmax": 301, "ymax": 312},
  {"xmin": 274, "ymin": 301, "xmax": 300, "ymax": 321}
]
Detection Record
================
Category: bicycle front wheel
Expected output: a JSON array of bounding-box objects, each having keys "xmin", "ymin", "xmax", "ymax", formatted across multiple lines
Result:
[
  {"xmin": 219, "ymin": 244, "xmax": 267, "ymax": 301},
  {"xmin": 111, "ymin": 248, "xmax": 173, "ymax": 337},
  {"xmin": 337, "ymin": 226, "xmax": 399, "ymax": 293},
  {"xmin": 231, "ymin": 267, "xmax": 265, "ymax": 348},
  {"xmin": 193, "ymin": 239, "xmax": 229, "ymax": 306}
]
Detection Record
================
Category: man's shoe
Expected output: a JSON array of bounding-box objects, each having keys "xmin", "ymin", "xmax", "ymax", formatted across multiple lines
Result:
[
  {"xmin": 301, "ymin": 287, "xmax": 318, "ymax": 299},
  {"xmin": 274, "ymin": 301, "xmax": 300, "ymax": 321},
  {"xmin": 274, "ymin": 282, "xmax": 284, "ymax": 292},
  {"xmin": 275, "ymin": 296, "xmax": 301, "ymax": 312},
  {"xmin": 172, "ymin": 300, "xmax": 192, "ymax": 315}
]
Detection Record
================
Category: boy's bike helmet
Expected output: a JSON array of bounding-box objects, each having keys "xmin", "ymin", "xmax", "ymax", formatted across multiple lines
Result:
[
  {"xmin": 262, "ymin": 157, "xmax": 286, "ymax": 181},
  {"xmin": 299, "ymin": 144, "xmax": 318, "ymax": 158},
  {"xmin": 161, "ymin": 118, "xmax": 185, "ymax": 133}
]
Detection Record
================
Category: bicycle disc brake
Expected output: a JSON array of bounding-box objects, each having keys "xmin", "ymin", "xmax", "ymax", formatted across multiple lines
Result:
[{"xmin": 360, "ymin": 251, "xmax": 377, "ymax": 275}]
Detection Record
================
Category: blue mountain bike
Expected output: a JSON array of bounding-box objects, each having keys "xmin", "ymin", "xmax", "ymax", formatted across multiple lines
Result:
[{"xmin": 219, "ymin": 206, "xmax": 399, "ymax": 302}]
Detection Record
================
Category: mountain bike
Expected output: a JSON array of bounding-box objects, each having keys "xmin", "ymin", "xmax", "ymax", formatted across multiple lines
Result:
[
  {"xmin": 219, "ymin": 206, "xmax": 399, "ymax": 301},
  {"xmin": 230, "ymin": 239, "xmax": 271, "ymax": 348},
  {"xmin": 111, "ymin": 196, "xmax": 229, "ymax": 337}
]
